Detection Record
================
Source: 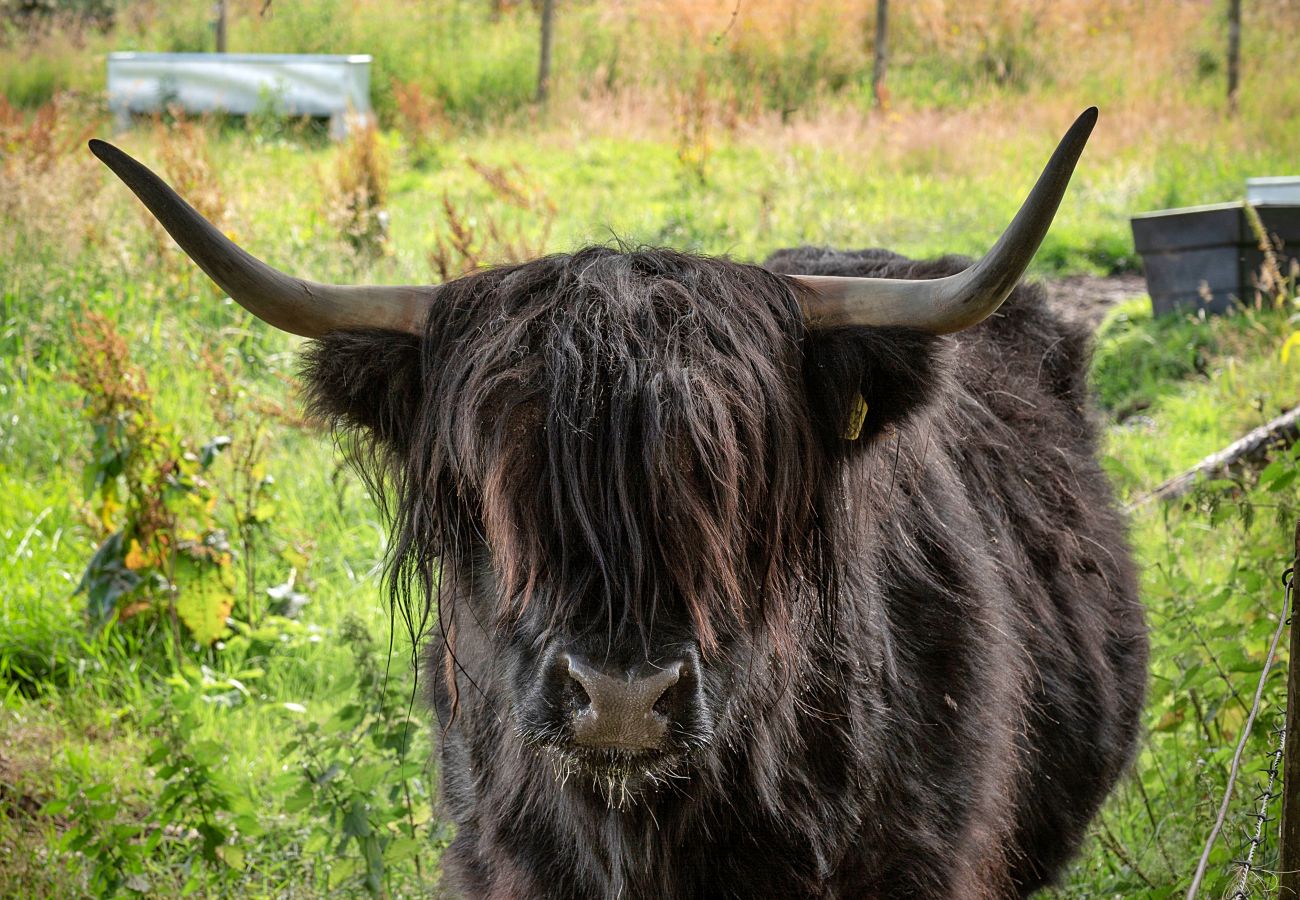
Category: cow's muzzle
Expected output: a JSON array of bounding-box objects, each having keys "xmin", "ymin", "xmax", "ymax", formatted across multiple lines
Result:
[
  {"xmin": 558, "ymin": 653, "xmax": 686, "ymax": 752},
  {"xmin": 522, "ymin": 643, "xmax": 712, "ymax": 758}
]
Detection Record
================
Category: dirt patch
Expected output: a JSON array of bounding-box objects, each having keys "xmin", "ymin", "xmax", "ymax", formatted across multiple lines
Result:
[
  {"xmin": 1042, "ymin": 274, "xmax": 1147, "ymax": 330},
  {"xmin": 0, "ymin": 780, "xmax": 46, "ymax": 821},
  {"xmin": 0, "ymin": 712, "xmax": 63, "ymax": 825}
]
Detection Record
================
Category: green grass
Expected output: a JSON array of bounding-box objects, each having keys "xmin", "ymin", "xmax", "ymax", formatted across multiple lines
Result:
[
  {"xmin": 1094, "ymin": 299, "xmax": 1300, "ymax": 498},
  {"xmin": 3, "ymin": 124, "xmax": 1297, "ymax": 894}
]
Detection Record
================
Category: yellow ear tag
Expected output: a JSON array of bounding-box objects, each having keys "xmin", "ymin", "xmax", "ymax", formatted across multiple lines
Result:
[{"xmin": 843, "ymin": 393, "xmax": 869, "ymax": 441}]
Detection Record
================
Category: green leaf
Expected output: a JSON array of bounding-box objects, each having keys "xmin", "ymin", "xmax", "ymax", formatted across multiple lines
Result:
[
  {"xmin": 331, "ymin": 704, "xmax": 364, "ymax": 730},
  {"xmin": 233, "ymin": 812, "xmax": 263, "ymax": 837},
  {"xmin": 217, "ymin": 843, "xmax": 245, "ymax": 870},
  {"xmin": 77, "ymin": 531, "xmax": 141, "ymax": 625},
  {"xmin": 196, "ymin": 822, "xmax": 228, "ymax": 861},
  {"xmin": 304, "ymin": 829, "xmax": 330, "ymax": 855},
  {"xmin": 113, "ymin": 824, "xmax": 143, "ymax": 841},
  {"xmin": 385, "ymin": 836, "xmax": 423, "ymax": 863},
  {"xmin": 1264, "ymin": 468, "xmax": 1297, "ymax": 493},
  {"xmin": 352, "ymin": 762, "xmax": 389, "ymax": 792},
  {"xmin": 65, "ymin": 830, "xmax": 91, "ymax": 852},
  {"xmin": 84, "ymin": 782, "xmax": 113, "ymax": 801},
  {"xmin": 188, "ymin": 740, "xmax": 225, "ymax": 767},
  {"xmin": 284, "ymin": 783, "xmax": 316, "ymax": 814},
  {"xmin": 342, "ymin": 796, "xmax": 374, "ymax": 838},
  {"xmin": 327, "ymin": 857, "xmax": 360, "ymax": 889}
]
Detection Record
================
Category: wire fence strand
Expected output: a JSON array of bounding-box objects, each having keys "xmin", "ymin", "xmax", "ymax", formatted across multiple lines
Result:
[
  {"xmin": 1185, "ymin": 571, "xmax": 1293, "ymax": 899},
  {"xmin": 1229, "ymin": 722, "xmax": 1286, "ymax": 898}
]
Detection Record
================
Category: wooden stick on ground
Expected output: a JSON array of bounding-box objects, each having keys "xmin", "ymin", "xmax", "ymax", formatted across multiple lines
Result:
[{"xmin": 1126, "ymin": 405, "xmax": 1300, "ymax": 511}]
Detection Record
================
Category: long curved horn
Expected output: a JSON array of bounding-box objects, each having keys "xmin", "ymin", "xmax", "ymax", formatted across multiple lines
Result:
[
  {"xmin": 791, "ymin": 107, "xmax": 1097, "ymax": 333},
  {"xmin": 88, "ymin": 139, "xmax": 435, "ymax": 338}
]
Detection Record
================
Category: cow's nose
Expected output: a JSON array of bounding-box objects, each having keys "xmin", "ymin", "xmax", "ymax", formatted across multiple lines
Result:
[{"xmin": 561, "ymin": 653, "xmax": 684, "ymax": 751}]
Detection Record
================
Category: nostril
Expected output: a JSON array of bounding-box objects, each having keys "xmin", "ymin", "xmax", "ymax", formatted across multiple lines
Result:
[
  {"xmin": 651, "ymin": 688, "xmax": 673, "ymax": 719},
  {"xmin": 650, "ymin": 661, "xmax": 684, "ymax": 718},
  {"xmin": 564, "ymin": 675, "xmax": 591, "ymax": 712},
  {"xmin": 554, "ymin": 653, "xmax": 591, "ymax": 713}
]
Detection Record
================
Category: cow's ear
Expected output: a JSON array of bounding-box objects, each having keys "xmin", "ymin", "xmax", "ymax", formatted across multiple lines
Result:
[
  {"xmin": 802, "ymin": 327, "xmax": 945, "ymax": 453},
  {"xmin": 300, "ymin": 330, "xmax": 424, "ymax": 451}
]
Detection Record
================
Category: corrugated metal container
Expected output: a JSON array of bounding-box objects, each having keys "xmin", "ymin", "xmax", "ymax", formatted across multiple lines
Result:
[
  {"xmin": 1131, "ymin": 202, "xmax": 1300, "ymax": 315},
  {"xmin": 107, "ymin": 52, "xmax": 372, "ymax": 136},
  {"xmin": 1247, "ymin": 177, "xmax": 1300, "ymax": 205}
]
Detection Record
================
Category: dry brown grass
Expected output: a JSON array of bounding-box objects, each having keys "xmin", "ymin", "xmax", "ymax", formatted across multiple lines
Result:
[
  {"xmin": 392, "ymin": 77, "xmax": 450, "ymax": 167},
  {"xmin": 151, "ymin": 113, "xmax": 226, "ymax": 227},
  {"xmin": 0, "ymin": 92, "xmax": 97, "ymax": 172},
  {"xmin": 603, "ymin": 0, "xmax": 1209, "ymax": 97},
  {"xmin": 531, "ymin": 0, "xmax": 1300, "ymax": 208},
  {"xmin": 326, "ymin": 120, "xmax": 391, "ymax": 259},
  {"xmin": 0, "ymin": 93, "xmax": 108, "ymax": 305},
  {"xmin": 672, "ymin": 70, "xmax": 717, "ymax": 183},
  {"xmin": 545, "ymin": 0, "xmax": 1269, "ymax": 165},
  {"xmin": 429, "ymin": 158, "xmax": 557, "ymax": 280}
]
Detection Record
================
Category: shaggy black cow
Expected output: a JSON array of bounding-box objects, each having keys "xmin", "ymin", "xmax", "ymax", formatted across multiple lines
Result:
[{"xmin": 91, "ymin": 107, "xmax": 1147, "ymax": 898}]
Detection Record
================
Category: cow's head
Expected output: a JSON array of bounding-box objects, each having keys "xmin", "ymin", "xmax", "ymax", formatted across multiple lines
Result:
[{"xmin": 90, "ymin": 109, "xmax": 1095, "ymax": 804}]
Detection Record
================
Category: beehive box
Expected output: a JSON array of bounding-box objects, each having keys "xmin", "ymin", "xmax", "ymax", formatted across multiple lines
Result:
[{"xmin": 1130, "ymin": 201, "xmax": 1300, "ymax": 316}]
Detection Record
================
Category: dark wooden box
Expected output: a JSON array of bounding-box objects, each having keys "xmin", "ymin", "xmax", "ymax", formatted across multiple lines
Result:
[{"xmin": 1130, "ymin": 202, "xmax": 1300, "ymax": 316}]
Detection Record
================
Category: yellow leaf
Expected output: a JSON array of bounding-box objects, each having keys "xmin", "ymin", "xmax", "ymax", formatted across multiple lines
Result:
[
  {"xmin": 1281, "ymin": 331, "xmax": 1300, "ymax": 365},
  {"xmin": 1218, "ymin": 703, "xmax": 1246, "ymax": 743},
  {"xmin": 124, "ymin": 539, "xmax": 151, "ymax": 570},
  {"xmin": 1153, "ymin": 708, "xmax": 1184, "ymax": 732},
  {"xmin": 176, "ymin": 589, "xmax": 233, "ymax": 645},
  {"xmin": 98, "ymin": 494, "xmax": 121, "ymax": 532}
]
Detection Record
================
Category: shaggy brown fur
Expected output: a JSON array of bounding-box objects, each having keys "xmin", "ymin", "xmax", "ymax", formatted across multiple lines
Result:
[{"xmin": 301, "ymin": 245, "xmax": 1147, "ymax": 899}]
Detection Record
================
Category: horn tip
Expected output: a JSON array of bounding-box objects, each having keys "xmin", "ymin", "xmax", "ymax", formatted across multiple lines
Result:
[{"xmin": 88, "ymin": 138, "xmax": 118, "ymax": 165}]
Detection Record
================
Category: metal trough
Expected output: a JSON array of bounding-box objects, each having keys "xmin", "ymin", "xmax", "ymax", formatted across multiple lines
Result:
[
  {"xmin": 1248, "ymin": 177, "xmax": 1300, "ymax": 206},
  {"xmin": 107, "ymin": 52, "xmax": 372, "ymax": 137},
  {"xmin": 1131, "ymin": 201, "xmax": 1300, "ymax": 316}
]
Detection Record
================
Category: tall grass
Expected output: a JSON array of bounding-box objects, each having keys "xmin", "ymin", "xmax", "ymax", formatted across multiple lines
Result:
[{"xmin": 4, "ymin": 0, "xmax": 1297, "ymax": 129}]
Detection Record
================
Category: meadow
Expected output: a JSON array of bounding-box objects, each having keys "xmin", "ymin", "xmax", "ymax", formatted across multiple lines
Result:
[{"xmin": 3, "ymin": 0, "xmax": 1300, "ymax": 895}]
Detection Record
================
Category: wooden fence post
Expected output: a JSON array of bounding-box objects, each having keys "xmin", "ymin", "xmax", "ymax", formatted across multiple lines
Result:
[
  {"xmin": 871, "ymin": 0, "xmax": 889, "ymax": 110},
  {"xmin": 536, "ymin": 0, "xmax": 556, "ymax": 107},
  {"xmin": 1226, "ymin": 0, "xmax": 1241, "ymax": 114},
  {"xmin": 1279, "ymin": 519, "xmax": 1300, "ymax": 897},
  {"xmin": 214, "ymin": 0, "xmax": 227, "ymax": 53}
]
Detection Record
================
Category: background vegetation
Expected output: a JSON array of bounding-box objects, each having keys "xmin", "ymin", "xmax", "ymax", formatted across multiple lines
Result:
[{"xmin": 2, "ymin": 0, "xmax": 1300, "ymax": 895}]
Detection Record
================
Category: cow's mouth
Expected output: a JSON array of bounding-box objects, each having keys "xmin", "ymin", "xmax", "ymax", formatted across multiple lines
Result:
[{"xmin": 545, "ymin": 745, "xmax": 692, "ymax": 807}]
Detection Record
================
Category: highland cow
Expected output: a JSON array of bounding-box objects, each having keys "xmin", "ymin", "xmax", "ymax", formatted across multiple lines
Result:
[{"xmin": 91, "ymin": 107, "xmax": 1147, "ymax": 898}]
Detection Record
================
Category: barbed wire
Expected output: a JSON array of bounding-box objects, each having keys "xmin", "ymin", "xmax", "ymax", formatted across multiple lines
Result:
[
  {"xmin": 1185, "ymin": 568, "xmax": 1293, "ymax": 898},
  {"xmin": 1228, "ymin": 722, "xmax": 1286, "ymax": 898}
]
